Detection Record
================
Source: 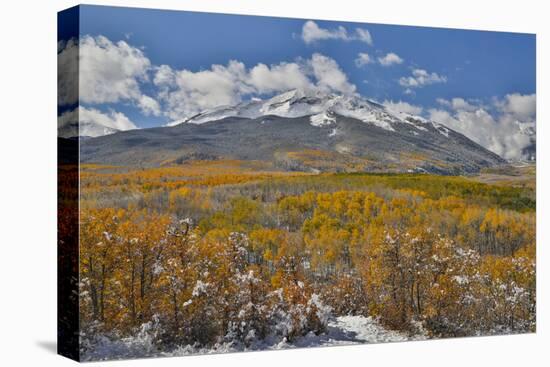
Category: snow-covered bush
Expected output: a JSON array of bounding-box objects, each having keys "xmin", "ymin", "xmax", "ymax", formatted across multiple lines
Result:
[{"xmin": 267, "ymin": 283, "xmax": 331, "ymax": 342}]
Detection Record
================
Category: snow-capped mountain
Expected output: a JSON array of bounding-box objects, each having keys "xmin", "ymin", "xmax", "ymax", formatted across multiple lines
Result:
[
  {"xmin": 58, "ymin": 107, "xmax": 137, "ymax": 139},
  {"xmin": 58, "ymin": 120, "xmax": 122, "ymax": 139},
  {"xmin": 81, "ymin": 89, "xmax": 506, "ymax": 174},
  {"xmin": 167, "ymin": 89, "xmax": 451, "ymax": 138}
]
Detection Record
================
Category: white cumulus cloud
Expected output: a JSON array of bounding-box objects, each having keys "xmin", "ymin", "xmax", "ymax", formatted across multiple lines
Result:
[
  {"xmin": 436, "ymin": 98, "xmax": 451, "ymax": 107},
  {"xmin": 249, "ymin": 62, "xmax": 313, "ymax": 94},
  {"xmin": 383, "ymin": 100, "xmax": 423, "ymax": 115},
  {"xmin": 437, "ymin": 97, "xmax": 477, "ymax": 112},
  {"xmin": 497, "ymin": 93, "xmax": 536, "ymax": 120},
  {"xmin": 429, "ymin": 93, "xmax": 536, "ymax": 160},
  {"xmin": 301, "ymin": 20, "xmax": 373, "ymax": 45},
  {"xmin": 154, "ymin": 60, "xmax": 253, "ymax": 120},
  {"xmin": 355, "ymin": 52, "xmax": 373, "ymax": 67},
  {"xmin": 378, "ymin": 53, "xmax": 403, "ymax": 66},
  {"xmin": 79, "ymin": 106, "xmax": 137, "ymax": 131},
  {"xmin": 309, "ymin": 53, "xmax": 356, "ymax": 95},
  {"xmin": 138, "ymin": 95, "xmax": 161, "ymax": 116},
  {"xmin": 155, "ymin": 53, "xmax": 357, "ymax": 120},
  {"xmin": 58, "ymin": 106, "xmax": 137, "ymax": 138},
  {"xmin": 59, "ymin": 35, "xmax": 360, "ymax": 126},
  {"xmin": 355, "ymin": 28, "xmax": 373, "ymax": 45},
  {"xmin": 79, "ymin": 35, "xmax": 151, "ymax": 104},
  {"xmin": 58, "ymin": 35, "xmax": 161, "ymax": 116},
  {"xmin": 399, "ymin": 68, "xmax": 447, "ymax": 88}
]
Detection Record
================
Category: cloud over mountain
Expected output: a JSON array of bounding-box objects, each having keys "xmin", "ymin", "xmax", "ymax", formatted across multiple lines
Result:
[
  {"xmin": 383, "ymin": 100, "xmax": 423, "ymax": 115},
  {"xmin": 154, "ymin": 53, "xmax": 356, "ymax": 120},
  {"xmin": 58, "ymin": 106, "xmax": 137, "ymax": 138},
  {"xmin": 57, "ymin": 32, "xmax": 535, "ymax": 161},
  {"xmin": 428, "ymin": 93, "xmax": 535, "ymax": 160}
]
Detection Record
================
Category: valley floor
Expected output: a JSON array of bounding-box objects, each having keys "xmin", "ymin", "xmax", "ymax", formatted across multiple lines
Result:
[{"xmin": 82, "ymin": 316, "xmax": 424, "ymax": 361}]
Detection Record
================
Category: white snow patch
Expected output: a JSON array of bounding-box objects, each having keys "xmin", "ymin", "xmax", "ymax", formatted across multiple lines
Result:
[
  {"xmin": 191, "ymin": 280, "xmax": 209, "ymax": 297},
  {"xmin": 431, "ymin": 121, "xmax": 450, "ymax": 137},
  {"xmin": 82, "ymin": 316, "xmax": 425, "ymax": 361},
  {"xmin": 438, "ymin": 126, "xmax": 449, "ymax": 137},
  {"xmin": 167, "ymin": 89, "xmax": 424, "ymax": 134},
  {"xmin": 310, "ymin": 112, "xmax": 335, "ymax": 126},
  {"xmin": 325, "ymin": 316, "xmax": 419, "ymax": 344}
]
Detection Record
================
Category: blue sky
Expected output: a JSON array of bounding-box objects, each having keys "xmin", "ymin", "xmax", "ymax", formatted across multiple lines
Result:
[{"xmin": 58, "ymin": 5, "xmax": 536, "ymax": 159}]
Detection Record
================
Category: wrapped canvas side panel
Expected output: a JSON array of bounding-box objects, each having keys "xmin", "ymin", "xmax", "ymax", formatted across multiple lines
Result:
[{"xmin": 57, "ymin": 5, "xmax": 80, "ymax": 362}]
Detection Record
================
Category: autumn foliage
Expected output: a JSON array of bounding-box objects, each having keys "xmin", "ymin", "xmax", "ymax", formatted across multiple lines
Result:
[{"xmin": 78, "ymin": 162, "xmax": 535, "ymax": 354}]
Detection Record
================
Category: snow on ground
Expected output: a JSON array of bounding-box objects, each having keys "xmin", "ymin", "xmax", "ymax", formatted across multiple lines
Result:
[
  {"xmin": 283, "ymin": 315, "xmax": 424, "ymax": 349},
  {"xmin": 82, "ymin": 316, "xmax": 425, "ymax": 361}
]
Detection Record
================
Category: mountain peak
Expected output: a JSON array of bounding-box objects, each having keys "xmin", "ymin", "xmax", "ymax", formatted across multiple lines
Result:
[{"xmin": 167, "ymin": 89, "xmax": 425, "ymax": 134}]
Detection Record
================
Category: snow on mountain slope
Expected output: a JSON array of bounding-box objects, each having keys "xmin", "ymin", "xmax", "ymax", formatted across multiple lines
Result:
[
  {"xmin": 167, "ymin": 89, "xmax": 431, "ymax": 134},
  {"xmin": 82, "ymin": 88, "xmax": 507, "ymax": 172},
  {"xmin": 58, "ymin": 107, "xmax": 137, "ymax": 138},
  {"xmin": 58, "ymin": 120, "xmax": 121, "ymax": 138},
  {"xmin": 79, "ymin": 122, "xmax": 122, "ymax": 137},
  {"xmin": 310, "ymin": 111, "xmax": 336, "ymax": 126}
]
